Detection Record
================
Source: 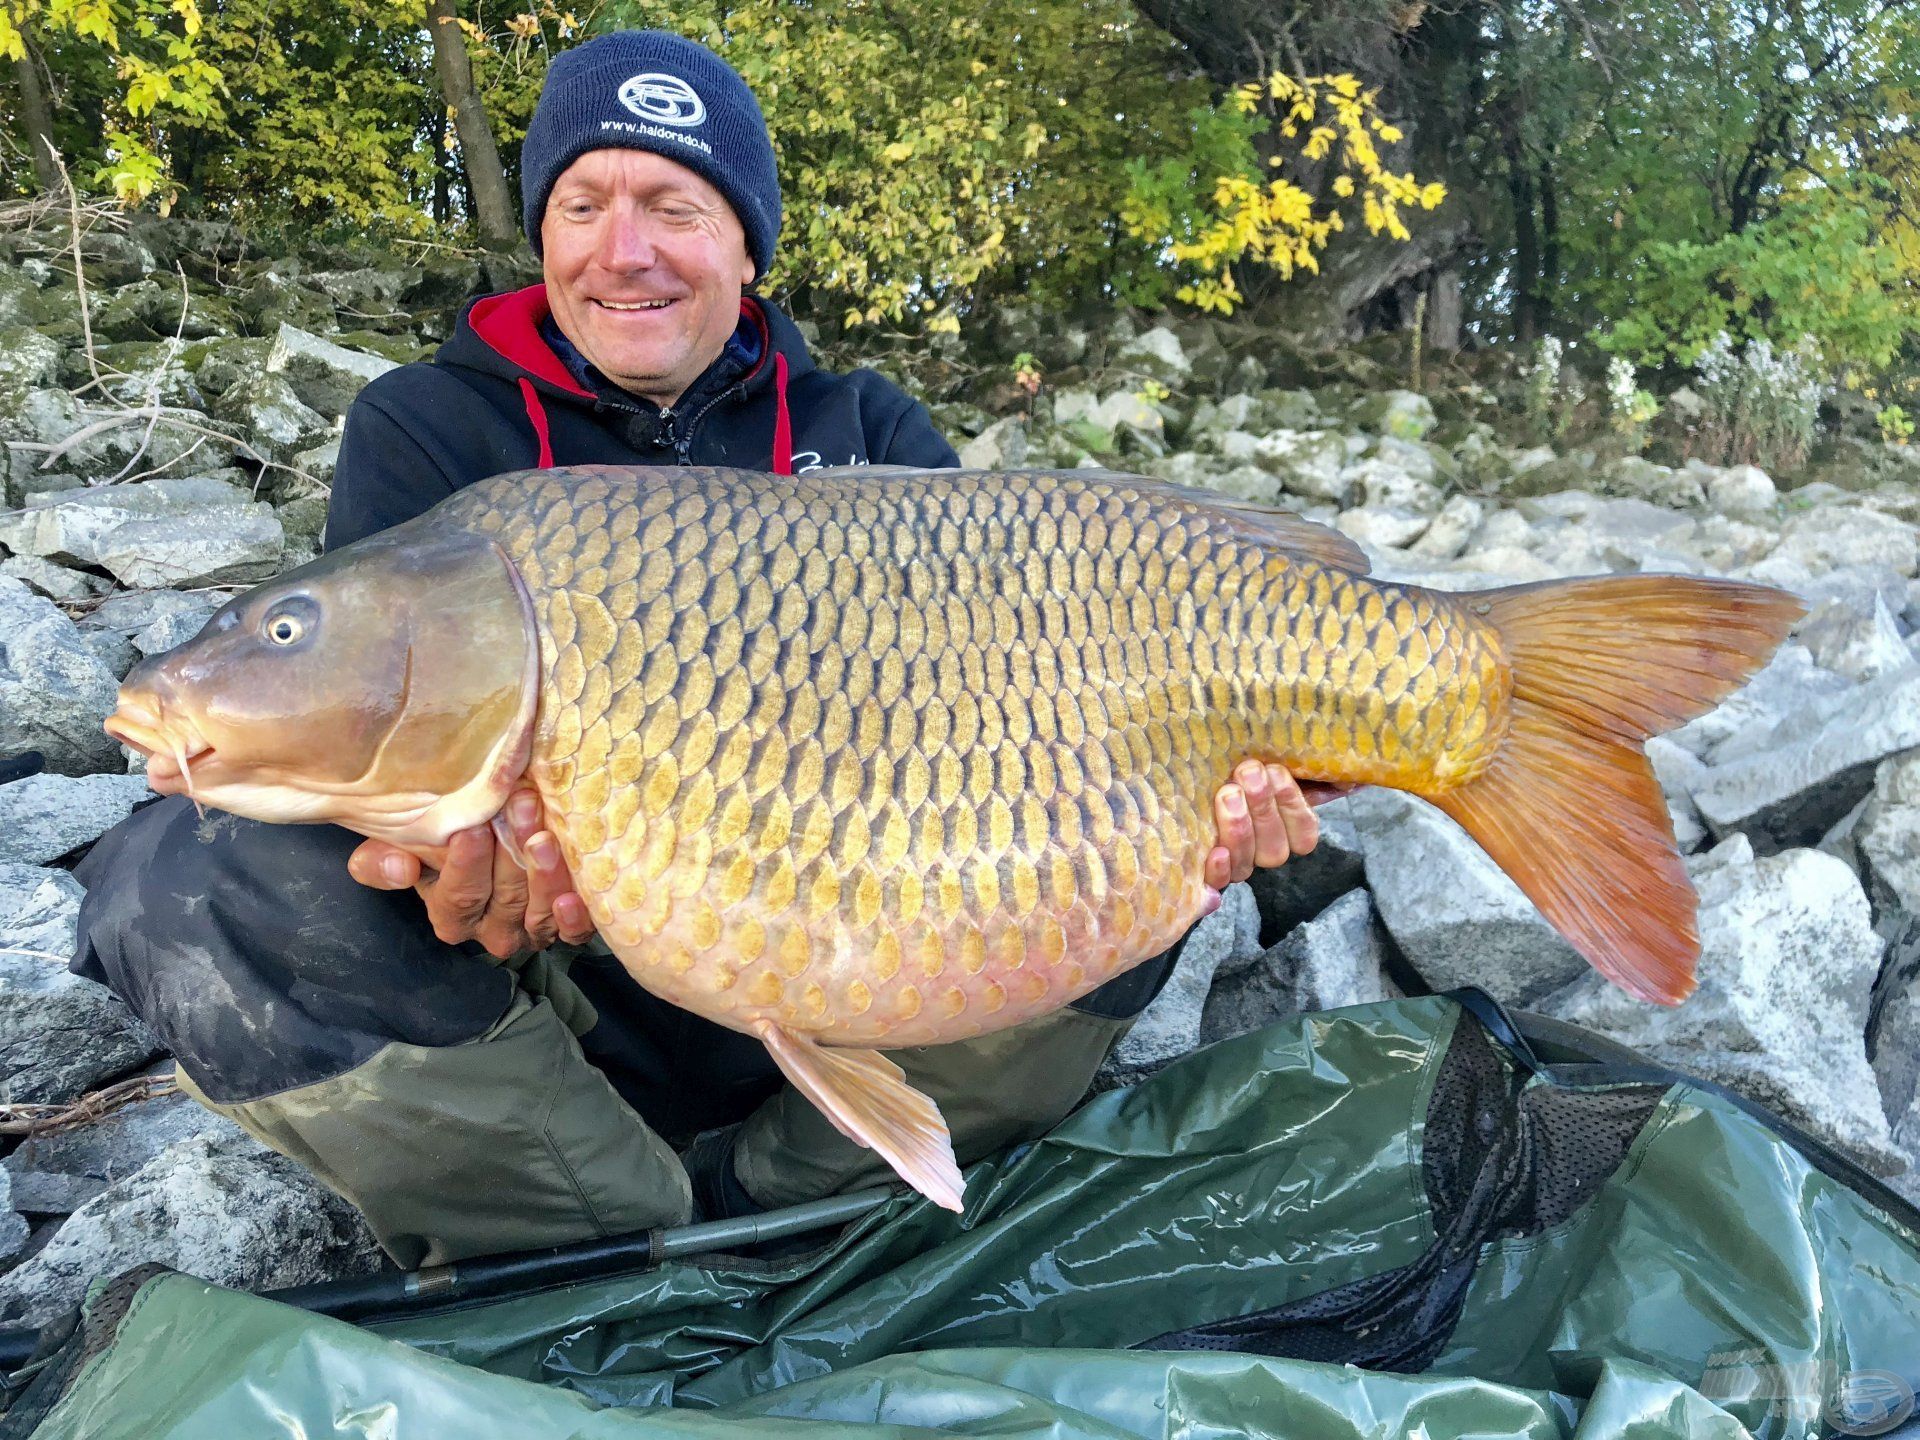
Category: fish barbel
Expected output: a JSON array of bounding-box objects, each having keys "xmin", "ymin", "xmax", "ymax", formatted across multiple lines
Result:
[{"xmin": 104, "ymin": 465, "xmax": 1803, "ymax": 1211}]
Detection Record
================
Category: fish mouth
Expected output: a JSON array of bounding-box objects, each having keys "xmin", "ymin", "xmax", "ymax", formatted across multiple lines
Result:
[{"xmin": 104, "ymin": 694, "xmax": 216, "ymax": 796}]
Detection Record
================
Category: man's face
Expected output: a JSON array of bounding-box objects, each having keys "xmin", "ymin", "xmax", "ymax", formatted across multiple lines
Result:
[{"xmin": 541, "ymin": 148, "xmax": 756, "ymax": 409}]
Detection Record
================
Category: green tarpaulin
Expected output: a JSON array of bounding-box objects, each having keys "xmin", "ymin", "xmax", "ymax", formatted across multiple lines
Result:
[{"xmin": 6, "ymin": 996, "xmax": 1918, "ymax": 1439}]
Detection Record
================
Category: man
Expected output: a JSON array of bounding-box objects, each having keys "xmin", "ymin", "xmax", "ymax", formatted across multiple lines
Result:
[{"xmin": 75, "ymin": 30, "xmax": 1321, "ymax": 1267}]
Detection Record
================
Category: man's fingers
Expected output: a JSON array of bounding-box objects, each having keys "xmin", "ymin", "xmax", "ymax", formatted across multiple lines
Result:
[
  {"xmin": 553, "ymin": 893, "xmax": 596, "ymax": 945},
  {"xmin": 1212, "ymin": 783, "xmax": 1254, "ymax": 883},
  {"xmin": 425, "ymin": 826, "xmax": 495, "ymax": 945},
  {"xmin": 525, "ymin": 831, "xmax": 598, "ymax": 948},
  {"xmin": 1203, "ymin": 845, "xmax": 1234, "ymax": 893},
  {"xmin": 477, "ymin": 824, "xmax": 535, "ymax": 957},
  {"xmin": 348, "ymin": 839, "xmax": 420, "ymax": 891},
  {"xmin": 1236, "ymin": 760, "xmax": 1294, "ymax": 869},
  {"xmin": 1267, "ymin": 763, "xmax": 1320, "ymax": 859},
  {"xmin": 520, "ymin": 831, "xmax": 566, "ymax": 949}
]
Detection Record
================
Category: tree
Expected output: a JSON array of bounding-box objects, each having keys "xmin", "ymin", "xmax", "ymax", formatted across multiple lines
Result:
[
  {"xmin": 427, "ymin": 0, "xmax": 517, "ymax": 242},
  {"xmin": 0, "ymin": 0, "xmax": 222, "ymax": 201},
  {"xmin": 10, "ymin": 34, "xmax": 55, "ymax": 189}
]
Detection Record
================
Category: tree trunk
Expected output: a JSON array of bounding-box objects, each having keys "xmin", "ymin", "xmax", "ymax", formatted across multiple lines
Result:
[
  {"xmin": 13, "ymin": 39, "xmax": 59, "ymax": 193},
  {"xmin": 426, "ymin": 0, "xmax": 517, "ymax": 244},
  {"xmin": 1426, "ymin": 266, "xmax": 1463, "ymax": 352},
  {"xmin": 430, "ymin": 100, "xmax": 452, "ymax": 226},
  {"xmin": 1501, "ymin": 116, "xmax": 1539, "ymax": 343},
  {"xmin": 1535, "ymin": 155, "xmax": 1558, "ymax": 333}
]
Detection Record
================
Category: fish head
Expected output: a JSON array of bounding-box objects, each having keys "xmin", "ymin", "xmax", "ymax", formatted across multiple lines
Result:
[{"xmin": 105, "ymin": 524, "xmax": 540, "ymax": 846}]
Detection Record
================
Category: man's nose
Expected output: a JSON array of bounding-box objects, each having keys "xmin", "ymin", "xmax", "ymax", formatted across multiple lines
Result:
[{"xmin": 599, "ymin": 211, "xmax": 659, "ymax": 269}]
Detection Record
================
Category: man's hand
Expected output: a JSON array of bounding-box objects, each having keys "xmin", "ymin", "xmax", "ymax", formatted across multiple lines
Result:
[
  {"xmin": 347, "ymin": 788, "xmax": 596, "ymax": 959},
  {"xmin": 1205, "ymin": 761, "xmax": 1324, "ymax": 891}
]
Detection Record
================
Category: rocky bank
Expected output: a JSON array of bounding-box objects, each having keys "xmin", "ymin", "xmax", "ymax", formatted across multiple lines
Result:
[{"xmin": 1, "ymin": 208, "xmax": 1918, "ymax": 1326}]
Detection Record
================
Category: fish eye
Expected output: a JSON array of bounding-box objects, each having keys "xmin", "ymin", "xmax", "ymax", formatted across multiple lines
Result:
[{"xmin": 263, "ymin": 610, "xmax": 308, "ymax": 646}]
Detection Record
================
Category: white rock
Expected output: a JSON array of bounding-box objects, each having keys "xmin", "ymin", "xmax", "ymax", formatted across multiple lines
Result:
[
  {"xmin": 1694, "ymin": 665, "xmax": 1920, "ymax": 850},
  {"xmin": 1351, "ymin": 389, "xmax": 1437, "ymax": 441},
  {"xmin": 0, "ymin": 774, "xmax": 152, "ymax": 866},
  {"xmin": 1215, "ymin": 430, "xmax": 1262, "ymax": 465},
  {"xmin": 0, "ymin": 1129, "xmax": 381, "ymax": 1328},
  {"xmin": 957, "ymin": 416, "xmax": 1028, "ymax": 470},
  {"xmin": 1105, "ymin": 884, "xmax": 1260, "ymax": 1075},
  {"xmin": 1647, "ymin": 736, "xmax": 1710, "ymax": 853},
  {"xmin": 1335, "ymin": 505, "xmax": 1430, "ymax": 551},
  {"xmin": 1858, "ymin": 750, "xmax": 1920, "ymax": 925},
  {"xmin": 1706, "ymin": 464, "xmax": 1778, "ymax": 519},
  {"xmin": 0, "ymin": 861, "xmax": 84, "ymax": 960},
  {"xmin": 0, "ymin": 475, "xmax": 259, "ymax": 570},
  {"xmin": 1208, "ymin": 464, "xmax": 1285, "ymax": 506},
  {"xmin": 1408, "ymin": 495, "xmax": 1484, "ymax": 560},
  {"xmin": 1350, "ymin": 789, "xmax": 1589, "ymax": 1005},
  {"xmin": 1796, "ymin": 595, "xmax": 1911, "ymax": 683},
  {"xmin": 0, "ymin": 328, "xmax": 60, "ymax": 397},
  {"xmin": 0, "ymin": 577, "xmax": 123, "ymax": 776},
  {"xmin": 1347, "ymin": 454, "xmax": 1442, "ymax": 515},
  {"xmin": 1112, "ymin": 326, "xmax": 1190, "ymax": 384},
  {"xmin": 265, "ymin": 322, "xmax": 399, "ymax": 418},
  {"xmin": 1543, "ymin": 837, "xmax": 1900, "ymax": 1173},
  {"xmin": 1667, "ymin": 643, "xmax": 1850, "ymax": 763},
  {"xmin": 93, "ymin": 507, "xmax": 285, "ymax": 589},
  {"xmin": 212, "ymin": 371, "xmax": 329, "ymax": 462},
  {"xmin": 1200, "ymin": 889, "xmax": 1400, "ymax": 1045},
  {"xmin": 1467, "ymin": 508, "xmax": 1534, "ymax": 551},
  {"xmin": 0, "ymin": 864, "xmax": 161, "ymax": 1103},
  {"xmin": 1774, "ymin": 506, "xmax": 1918, "ymax": 578},
  {"xmin": 0, "ymin": 555, "xmax": 100, "ymax": 603},
  {"xmin": 1252, "ymin": 429, "xmax": 1351, "ymax": 504}
]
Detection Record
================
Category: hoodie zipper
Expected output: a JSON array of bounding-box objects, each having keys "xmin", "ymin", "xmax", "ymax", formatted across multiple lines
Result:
[
  {"xmin": 671, "ymin": 382, "xmax": 748, "ymax": 464},
  {"xmin": 571, "ymin": 372, "xmax": 753, "ymax": 464}
]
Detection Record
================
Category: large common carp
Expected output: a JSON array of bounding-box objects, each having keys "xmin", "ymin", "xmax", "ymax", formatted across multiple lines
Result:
[{"xmin": 105, "ymin": 465, "xmax": 1802, "ymax": 1211}]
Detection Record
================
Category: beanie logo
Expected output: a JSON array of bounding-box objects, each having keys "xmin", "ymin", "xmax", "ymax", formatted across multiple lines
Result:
[{"xmin": 617, "ymin": 73, "xmax": 706, "ymax": 127}]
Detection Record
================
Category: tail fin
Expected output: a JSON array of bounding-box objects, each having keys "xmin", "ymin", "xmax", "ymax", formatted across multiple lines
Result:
[{"xmin": 1429, "ymin": 575, "xmax": 1804, "ymax": 1005}]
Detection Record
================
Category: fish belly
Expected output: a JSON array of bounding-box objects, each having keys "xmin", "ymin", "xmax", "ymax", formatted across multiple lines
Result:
[{"xmin": 491, "ymin": 467, "xmax": 1506, "ymax": 1050}]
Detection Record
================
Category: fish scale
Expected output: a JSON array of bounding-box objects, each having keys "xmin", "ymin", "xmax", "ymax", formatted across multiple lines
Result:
[{"xmin": 448, "ymin": 465, "xmax": 1503, "ymax": 1051}]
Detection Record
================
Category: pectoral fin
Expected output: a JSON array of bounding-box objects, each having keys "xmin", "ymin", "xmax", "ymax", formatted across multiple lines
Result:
[{"xmin": 752, "ymin": 1021, "xmax": 966, "ymax": 1213}]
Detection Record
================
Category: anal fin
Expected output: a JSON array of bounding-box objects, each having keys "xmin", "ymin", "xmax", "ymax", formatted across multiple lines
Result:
[{"xmin": 752, "ymin": 1021, "xmax": 966, "ymax": 1213}]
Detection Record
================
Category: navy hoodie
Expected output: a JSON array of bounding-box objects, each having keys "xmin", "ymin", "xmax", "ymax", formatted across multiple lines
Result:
[{"xmin": 324, "ymin": 286, "xmax": 958, "ymax": 551}]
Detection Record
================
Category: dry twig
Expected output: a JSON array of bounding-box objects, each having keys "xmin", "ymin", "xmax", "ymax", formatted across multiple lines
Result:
[{"xmin": 0, "ymin": 1073, "xmax": 179, "ymax": 1139}]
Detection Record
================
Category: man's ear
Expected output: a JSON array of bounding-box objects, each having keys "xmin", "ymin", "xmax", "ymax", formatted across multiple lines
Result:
[{"xmin": 740, "ymin": 247, "xmax": 757, "ymax": 288}]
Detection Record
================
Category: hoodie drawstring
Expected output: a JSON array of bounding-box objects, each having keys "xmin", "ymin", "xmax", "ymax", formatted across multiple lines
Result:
[
  {"xmin": 518, "ymin": 378, "xmax": 555, "ymax": 469},
  {"xmin": 772, "ymin": 352, "xmax": 793, "ymax": 476}
]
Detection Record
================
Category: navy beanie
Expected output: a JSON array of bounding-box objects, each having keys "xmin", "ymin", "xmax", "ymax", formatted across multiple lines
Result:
[{"xmin": 520, "ymin": 30, "xmax": 781, "ymax": 278}]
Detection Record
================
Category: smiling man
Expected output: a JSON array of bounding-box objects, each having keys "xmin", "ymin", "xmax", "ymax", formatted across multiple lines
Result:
[{"xmin": 73, "ymin": 30, "xmax": 1323, "ymax": 1267}]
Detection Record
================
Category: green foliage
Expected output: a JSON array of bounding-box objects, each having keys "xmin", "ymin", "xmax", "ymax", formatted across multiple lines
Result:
[
  {"xmin": 1592, "ymin": 186, "xmax": 1911, "ymax": 374},
  {"xmin": 6, "ymin": 0, "xmax": 1446, "ymax": 332},
  {"xmin": 1428, "ymin": 0, "xmax": 1920, "ymax": 383},
  {"xmin": 591, "ymin": 0, "xmax": 1216, "ymax": 328},
  {"xmin": 171, "ymin": 0, "xmax": 438, "ymax": 230},
  {"xmin": 1878, "ymin": 404, "xmax": 1914, "ymax": 446},
  {"xmin": 2, "ymin": 0, "xmax": 222, "ymax": 200}
]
